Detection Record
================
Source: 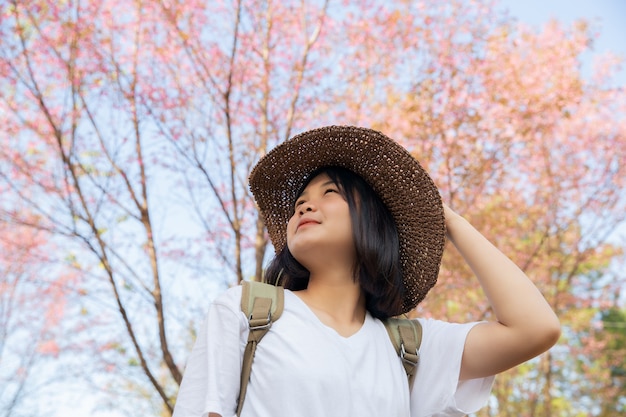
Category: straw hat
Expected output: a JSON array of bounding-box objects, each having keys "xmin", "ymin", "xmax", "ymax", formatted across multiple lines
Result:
[{"xmin": 249, "ymin": 125, "xmax": 445, "ymax": 313}]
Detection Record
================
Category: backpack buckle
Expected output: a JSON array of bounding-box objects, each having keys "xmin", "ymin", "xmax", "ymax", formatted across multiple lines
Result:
[
  {"xmin": 400, "ymin": 342, "xmax": 419, "ymax": 366},
  {"xmin": 249, "ymin": 312, "xmax": 272, "ymax": 330}
]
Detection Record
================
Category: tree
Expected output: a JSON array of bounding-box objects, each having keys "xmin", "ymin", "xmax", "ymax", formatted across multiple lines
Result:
[
  {"xmin": 0, "ymin": 217, "xmax": 73, "ymax": 416},
  {"xmin": 0, "ymin": 0, "xmax": 184, "ymax": 413},
  {"xmin": 0, "ymin": 0, "xmax": 624, "ymax": 415},
  {"xmin": 583, "ymin": 307, "xmax": 626, "ymax": 416},
  {"xmin": 153, "ymin": 0, "xmax": 333, "ymax": 284}
]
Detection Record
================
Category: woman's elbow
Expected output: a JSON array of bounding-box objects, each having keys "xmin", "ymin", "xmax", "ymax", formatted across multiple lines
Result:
[{"xmin": 534, "ymin": 312, "xmax": 561, "ymax": 353}]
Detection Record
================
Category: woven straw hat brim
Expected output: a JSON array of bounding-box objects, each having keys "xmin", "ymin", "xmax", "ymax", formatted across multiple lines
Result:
[{"xmin": 249, "ymin": 125, "xmax": 445, "ymax": 314}]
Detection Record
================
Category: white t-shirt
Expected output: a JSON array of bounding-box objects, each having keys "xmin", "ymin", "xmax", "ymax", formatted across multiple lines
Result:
[{"xmin": 173, "ymin": 286, "xmax": 494, "ymax": 417}]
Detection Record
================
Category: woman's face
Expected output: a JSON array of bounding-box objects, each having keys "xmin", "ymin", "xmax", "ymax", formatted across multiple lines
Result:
[{"xmin": 286, "ymin": 173, "xmax": 354, "ymax": 268}]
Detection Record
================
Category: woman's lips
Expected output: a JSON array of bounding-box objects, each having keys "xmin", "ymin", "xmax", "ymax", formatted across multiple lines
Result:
[{"xmin": 297, "ymin": 218, "xmax": 320, "ymax": 230}]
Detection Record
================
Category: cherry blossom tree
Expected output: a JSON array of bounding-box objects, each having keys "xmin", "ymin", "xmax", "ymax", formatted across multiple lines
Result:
[
  {"xmin": 0, "ymin": 0, "xmax": 624, "ymax": 415},
  {"xmin": 0, "ymin": 216, "xmax": 74, "ymax": 416}
]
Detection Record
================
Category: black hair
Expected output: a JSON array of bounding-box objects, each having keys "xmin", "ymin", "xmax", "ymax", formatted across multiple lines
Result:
[{"xmin": 264, "ymin": 166, "xmax": 404, "ymax": 319}]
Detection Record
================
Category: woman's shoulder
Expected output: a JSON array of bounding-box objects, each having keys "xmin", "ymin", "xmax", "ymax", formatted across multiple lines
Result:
[
  {"xmin": 204, "ymin": 285, "xmax": 249, "ymax": 336},
  {"xmin": 416, "ymin": 317, "xmax": 482, "ymax": 333},
  {"xmin": 414, "ymin": 317, "xmax": 483, "ymax": 359},
  {"xmin": 210, "ymin": 284, "xmax": 244, "ymax": 316},
  {"xmin": 211, "ymin": 283, "xmax": 290, "ymax": 319}
]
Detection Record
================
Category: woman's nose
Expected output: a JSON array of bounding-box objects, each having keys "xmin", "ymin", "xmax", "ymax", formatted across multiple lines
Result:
[{"xmin": 298, "ymin": 202, "xmax": 315, "ymax": 215}]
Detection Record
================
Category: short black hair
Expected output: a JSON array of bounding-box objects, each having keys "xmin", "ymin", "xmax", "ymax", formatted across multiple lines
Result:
[{"xmin": 263, "ymin": 166, "xmax": 404, "ymax": 319}]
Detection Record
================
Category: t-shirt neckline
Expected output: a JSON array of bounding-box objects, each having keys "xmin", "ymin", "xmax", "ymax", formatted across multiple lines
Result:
[{"xmin": 285, "ymin": 289, "xmax": 373, "ymax": 342}]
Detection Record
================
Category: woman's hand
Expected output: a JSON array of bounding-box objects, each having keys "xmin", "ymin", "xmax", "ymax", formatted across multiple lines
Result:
[{"xmin": 442, "ymin": 202, "xmax": 460, "ymax": 239}]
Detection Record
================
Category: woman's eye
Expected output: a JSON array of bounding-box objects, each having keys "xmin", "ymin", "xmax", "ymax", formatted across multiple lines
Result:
[{"xmin": 325, "ymin": 188, "xmax": 337, "ymax": 194}]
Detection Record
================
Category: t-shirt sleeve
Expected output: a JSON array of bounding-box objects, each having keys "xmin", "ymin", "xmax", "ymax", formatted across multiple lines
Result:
[
  {"xmin": 410, "ymin": 319, "xmax": 494, "ymax": 417},
  {"xmin": 172, "ymin": 286, "xmax": 245, "ymax": 417}
]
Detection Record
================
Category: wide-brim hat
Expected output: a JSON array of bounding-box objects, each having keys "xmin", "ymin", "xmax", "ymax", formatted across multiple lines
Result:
[{"xmin": 249, "ymin": 125, "xmax": 445, "ymax": 313}]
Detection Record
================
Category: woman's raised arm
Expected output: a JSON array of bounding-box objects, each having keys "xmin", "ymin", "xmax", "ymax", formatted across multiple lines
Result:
[{"xmin": 443, "ymin": 204, "xmax": 561, "ymax": 380}]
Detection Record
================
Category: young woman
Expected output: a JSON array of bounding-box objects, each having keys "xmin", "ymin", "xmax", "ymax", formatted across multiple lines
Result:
[{"xmin": 173, "ymin": 126, "xmax": 560, "ymax": 417}]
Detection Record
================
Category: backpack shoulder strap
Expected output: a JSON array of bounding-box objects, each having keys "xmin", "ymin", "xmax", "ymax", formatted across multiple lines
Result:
[
  {"xmin": 237, "ymin": 281, "xmax": 284, "ymax": 416},
  {"xmin": 383, "ymin": 318, "xmax": 422, "ymax": 390}
]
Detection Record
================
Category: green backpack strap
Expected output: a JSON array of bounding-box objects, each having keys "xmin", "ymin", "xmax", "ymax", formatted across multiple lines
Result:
[
  {"xmin": 237, "ymin": 281, "xmax": 284, "ymax": 416},
  {"xmin": 383, "ymin": 318, "xmax": 422, "ymax": 390}
]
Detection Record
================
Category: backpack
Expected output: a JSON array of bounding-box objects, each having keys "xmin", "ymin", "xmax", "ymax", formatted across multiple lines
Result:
[{"xmin": 237, "ymin": 280, "xmax": 422, "ymax": 416}]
